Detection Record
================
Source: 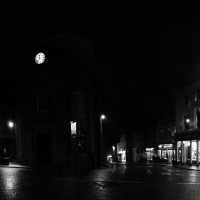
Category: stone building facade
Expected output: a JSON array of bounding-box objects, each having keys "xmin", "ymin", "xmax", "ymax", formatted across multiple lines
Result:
[
  {"xmin": 156, "ymin": 116, "xmax": 176, "ymax": 162},
  {"xmin": 175, "ymin": 80, "xmax": 200, "ymax": 165},
  {"xmin": 13, "ymin": 33, "xmax": 99, "ymax": 168}
]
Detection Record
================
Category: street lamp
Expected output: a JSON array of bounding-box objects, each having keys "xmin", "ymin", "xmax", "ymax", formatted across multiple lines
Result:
[
  {"xmin": 8, "ymin": 121, "xmax": 14, "ymax": 128},
  {"xmin": 100, "ymin": 114, "xmax": 106, "ymax": 166},
  {"xmin": 186, "ymin": 118, "xmax": 190, "ymax": 123},
  {"xmin": 100, "ymin": 115, "xmax": 105, "ymax": 120},
  {"xmin": 4, "ymin": 120, "xmax": 15, "ymax": 164},
  {"xmin": 100, "ymin": 114, "xmax": 106, "ymax": 139}
]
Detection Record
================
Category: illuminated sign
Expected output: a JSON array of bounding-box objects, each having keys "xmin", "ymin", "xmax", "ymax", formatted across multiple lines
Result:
[
  {"xmin": 146, "ymin": 148, "xmax": 154, "ymax": 151},
  {"xmin": 158, "ymin": 144, "xmax": 173, "ymax": 149}
]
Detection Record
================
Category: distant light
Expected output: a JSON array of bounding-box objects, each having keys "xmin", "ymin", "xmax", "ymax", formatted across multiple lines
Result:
[
  {"xmin": 100, "ymin": 115, "xmax": 106, "ymax": 120},
  {"xmin": 186, "ymin": 118, "xmax": 190, "ymax": 123},
  {"xmin": 8, "ymin": 121, "xmax": 14, "ymax": 128},
  {"xmin": 112, "ymin": 146, "xmax": 115, "ymax": 151}
]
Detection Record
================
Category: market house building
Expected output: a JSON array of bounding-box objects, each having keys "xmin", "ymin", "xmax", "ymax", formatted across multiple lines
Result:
[
  {"xmin": 12, "ymin": 33, "xmax": 100, "ymax": 169},
  {"xmin": 175, "ymin": 80, "xmax": 200, "ymax": 166}
]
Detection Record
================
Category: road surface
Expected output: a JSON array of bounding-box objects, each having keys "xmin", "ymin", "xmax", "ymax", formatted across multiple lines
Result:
[{"xmin": 1, "ymin": 163, "xmax": 200, "ymax": 199}]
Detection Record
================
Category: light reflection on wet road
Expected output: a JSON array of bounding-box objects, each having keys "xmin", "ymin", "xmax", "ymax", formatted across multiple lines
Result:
[{"xmin": 1, "ymin": 163, "xmax": 200, "ymax": 199}]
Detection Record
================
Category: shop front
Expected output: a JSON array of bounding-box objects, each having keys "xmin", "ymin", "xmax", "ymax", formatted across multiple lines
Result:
[
  {"xmin": 157, "ymin": 144, "xmax": 175, "ymax": 162},
  {"xmin": 145, "ymin": 148, "xmax": 155, "ymax": 161},
  {"xmin": 175, "ymin": 130, "xmax": 200, "ymax": 165},
  {"xmin": 176, "ymin": 140, "xmax": 200, "ymax": 164}
]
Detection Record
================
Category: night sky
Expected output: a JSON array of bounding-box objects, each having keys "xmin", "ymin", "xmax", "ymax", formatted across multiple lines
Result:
[{"xmin": 1, "ymin": 2, "xmax": 200, "ymax": 136}]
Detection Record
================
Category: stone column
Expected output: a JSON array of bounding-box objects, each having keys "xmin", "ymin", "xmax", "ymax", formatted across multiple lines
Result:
[
  {"xmin": 197, "ymin": 140, "xmax": 199, "ymax": 166},
  {"xmin": 176, "ymin": 141, "xmax": 179, "ymax": 162},
  {"xmin": 181, "ymin": 141, "xmax": 184, "ymax": 163},
  {"xmin": 190, "ymin": 140, "xmax": 192, "ymax": 165}
]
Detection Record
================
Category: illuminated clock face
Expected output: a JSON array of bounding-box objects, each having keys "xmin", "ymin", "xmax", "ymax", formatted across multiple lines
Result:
[{"xmin": 35, "ymin": 52, "xmax": 45, "ymax": 64}]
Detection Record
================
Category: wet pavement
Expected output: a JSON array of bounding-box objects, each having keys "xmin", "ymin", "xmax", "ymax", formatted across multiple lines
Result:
[
  {"xmin": 173, "ymin": 163, "xmax": 200, "ymax": 171},
  {"xmin": 1, "ymin": 162, "xmax": 200, "ymax": 199}
]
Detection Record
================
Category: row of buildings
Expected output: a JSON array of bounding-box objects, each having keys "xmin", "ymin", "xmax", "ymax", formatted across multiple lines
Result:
[
  {"xmin": 153, "ymin": 80, "xmax": 200, "ymax": 165},
  {"xmin": 109, "ymin": 80, "xmax": 200, "ymax": 166},
  {"xmin": 1, "ymin": 33, "xmax": 200, "ymax": 167},
  {"xmin": 0, "ymin": 33, "xmax": 102, "ymax": 169}
]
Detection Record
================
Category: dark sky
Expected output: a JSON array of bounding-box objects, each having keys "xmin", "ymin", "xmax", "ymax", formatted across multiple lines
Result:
[{"xmin": 1, "ymin": 1, "xmax": 200, "ymax": 133}]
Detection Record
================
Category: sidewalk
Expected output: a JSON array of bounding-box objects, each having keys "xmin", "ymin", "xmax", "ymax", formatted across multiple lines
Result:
[
  {"xmin": 173, "ymin": 164, "xmax": 200, "ymax": 171},
  {"xmin": 0, "ymin": 161, "xmax": 95, "ymax": 175},
  {"xmin": 0, "ymin": 161, "xmax": 32, "ymax": 169},
  {"xmin": 158, "ymin": 162, "xmax": 200, "ymax": 171},
  {"xmin": 2, "ymin": 160, "xmax": 200, "ymax": 172}
]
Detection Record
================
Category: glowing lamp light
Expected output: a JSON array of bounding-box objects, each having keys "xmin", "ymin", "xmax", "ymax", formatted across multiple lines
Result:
[
  {"xmin": 112, "ymin": 146, "xmax": 115, "ymax": 151},
  {"xmin": 8, "ymin": 121, "xmax": 14, "ymax": 128},
  {"xmin": 186, "ymin": 118, "xmax": 190, "ymax": 123},
  {"xmin": 100, "ymin": 115, "xmax": 106, "ymax": 120}
]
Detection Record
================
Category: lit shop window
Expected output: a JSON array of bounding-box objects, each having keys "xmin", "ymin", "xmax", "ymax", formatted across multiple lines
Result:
[{"xmin": 192, "ymin": 141, "xmax": 197, "ymax": 161}]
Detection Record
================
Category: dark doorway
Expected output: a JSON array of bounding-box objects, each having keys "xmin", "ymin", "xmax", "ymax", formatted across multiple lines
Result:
[{"xmin": 36, "ymin": 133, "xmax": 51, "ymax": 164}]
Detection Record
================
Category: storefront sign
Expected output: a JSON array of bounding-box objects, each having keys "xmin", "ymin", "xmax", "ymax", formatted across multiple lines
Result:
[
  {"xmin": 146, "ymin": 148, "xmax": 154, "ymax": 151},
  {"xmin": 158, "ymin": 144, "xmax": 173, "ymax": 149}
]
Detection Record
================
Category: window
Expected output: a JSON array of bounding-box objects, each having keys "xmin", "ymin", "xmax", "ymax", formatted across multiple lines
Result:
[
  {"xmin": 196, "ymin": 89, "xmax": 200, "ymax": 101},
  {"xmin": 37, "ymin": 92, "xmax": 51, "ymax": 112},
  {"xmin": 184, "ymin": 94, "xmax": 189, "ymax": 105}
]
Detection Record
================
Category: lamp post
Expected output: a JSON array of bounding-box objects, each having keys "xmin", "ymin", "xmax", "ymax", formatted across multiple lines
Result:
[
  {"xmin": 100, "ymin": 114, "xmax": 106, "ymax": 166},
  {"xmin": 5, "ymin": 120, "xmax": 15, "ymax": 165}
]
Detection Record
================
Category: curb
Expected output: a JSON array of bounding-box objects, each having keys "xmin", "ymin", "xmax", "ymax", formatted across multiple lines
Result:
[
  {"xmin": 153, "ymin": 162, "xmax": 200, "ymax": 171},
  {"xmin": 172, "ymin": 165, "xmax": 200, "ymax": 171},
  {"xmin": 0, "ymin": 165, "xmax": 32, "ymax": 169}
]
